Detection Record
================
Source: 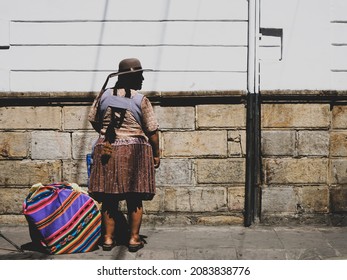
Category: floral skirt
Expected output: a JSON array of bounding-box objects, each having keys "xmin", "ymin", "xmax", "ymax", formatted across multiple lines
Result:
[{"xmin": 88, "ymin": 137, "xmax": 155, "ymax": 201}]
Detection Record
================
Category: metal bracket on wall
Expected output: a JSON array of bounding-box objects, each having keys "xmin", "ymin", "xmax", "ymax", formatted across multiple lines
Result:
[
  {"xmin": 260, "ymin": 27, "xmax": 283, "ymax": 60},
  {"xmin": 0, "ymin": 19, "xmax": 10, "ymax": 49}
]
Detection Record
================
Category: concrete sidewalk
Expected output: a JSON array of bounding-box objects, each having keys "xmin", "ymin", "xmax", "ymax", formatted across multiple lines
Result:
[{"xmin": 0, "ymin": 225, "xmax": 346, "ymax": 260}]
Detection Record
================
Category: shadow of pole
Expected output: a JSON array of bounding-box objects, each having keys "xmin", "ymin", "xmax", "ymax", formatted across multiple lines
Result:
[
  {"xmin": 152, "ymin": 0, "xmax": 171, "ymax": 90},
  {"xmin": 73, "ymin": 0, "xmax": 110, "ymax": 188}
]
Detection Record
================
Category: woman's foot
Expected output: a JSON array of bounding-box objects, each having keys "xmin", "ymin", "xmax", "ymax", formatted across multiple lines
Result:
[
  {"xmin": 128, "ymin": 236, "xmax": 144, "ymax": 252},
  {"xmin": 102, "ymin": 237, "xmax": 115, "ymax": 251},
  {"xmin": 128, "ymin": 241, "xmax": 144, "ymax": 252},
  {"xmin": 102, "ymin": 242, "xmax": 116, "ymax": 251}
]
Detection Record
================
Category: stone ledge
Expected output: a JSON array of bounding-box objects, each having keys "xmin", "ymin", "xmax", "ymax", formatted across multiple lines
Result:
[
  {"xmin": 3, "ymin": 90, "xmax": 347, "ymax": 109},
  {"xmin": 261, "ymin": 90, "xmax": 347, "ymax": 102},
  {"xmin": 0, "ymin": 90, "xmax": 245, "ymax": 99},
  {"xmin": 0, "ymin": 92, "xmax": 97, "ymax": 102},
  {"xmin": 261, "ymin": 90, "xmax": 347, "ymax": 96},
  {"xmin": 2, "ymin": 90, "xmax": 347, "ymax": 99},
  {"xmin": 2, "ymin": 90, "xmax": 347, "ymax": 107},
  {"xmin": 0, "ymin": 90, "xmax": 246, "ymax": 106}
]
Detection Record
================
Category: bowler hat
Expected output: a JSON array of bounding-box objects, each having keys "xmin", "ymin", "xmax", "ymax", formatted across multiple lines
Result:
[
  {"xmin": 109, "ymin": 58, "xmax": 151, "ymax": 78},
  {"xmin": 101, "ymin": 58, "xmax": 150, "ymax": 90}
]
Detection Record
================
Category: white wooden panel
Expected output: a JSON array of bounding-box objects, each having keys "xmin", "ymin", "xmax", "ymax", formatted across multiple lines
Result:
[
  {"xmin": 9, "ymin": 46, "xmax": 247, "ymax": 72},
  {"xmin": 332, "ymin": 46, "xmax": 347, "ymax": 70},
  {"xmin": 158, "ymin": 47, "xmax": 247, "ymax": 71},
  {"xmin": 165, "ymin": 0, "xmax": 248, "ymax": 21},
  {"xmin": 9, "ymin": 46, "xmax": 159, "ymax": 71},
  {"xmin": 260, "ymin": 0, "xmax": 331, "ymax": 90},
  {"xmin": 331, "ymin": 0, "xmax": 347, "ymax": 21},
  {"xmin": 7, "ymin": 0, "xmax": 248, "ymax": 21},
  {"xmin": 0, "ymin": 20, "xmax": 9, "ymax": 47},
  {"xmin": 259, "ymin": 36, "xmax": 281, "ymax": 47},
  {"xmin": 0, "ymin": 50, "xmax": 10, "ymax": 68},
  {"xmin": 10, "ymin": 71, "xmax": 247, "ymax": 92},
  {"xmin": 0, "ymin": 69, "xmax": 10, "ymax": 91},
  {"xmin": 332, "ymin": 71, "xmax": 347, "ymax": 90},
  {"xmin": 0, "ymin": 49, "xmax": 10, "ymax": 91},
  {"xmin": 332, "ymin": 23, "xmax": 347, "ymax": 45},
  {"xmin": 4, "ymin": 0, "xmax": 249, "ymax": 93},
  {"xmin": 260, "ymin": 61, "xmax": 332, "ymax": 91},
  {"xmin": 259, "ymin": 46, "xmax": 281, "ymax": 61},
  {"xmin": 0, "ymin": 1, "xmax": 9, "ymax": 19},
  {"xmin": 11, "ymin": 21, "xmax": 247, "ymax": 46}
]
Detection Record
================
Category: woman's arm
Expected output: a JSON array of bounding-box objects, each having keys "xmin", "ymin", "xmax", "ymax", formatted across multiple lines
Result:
[{"xmin": 148, "ymin": 130, "xmax": 160, "ymax": 169}]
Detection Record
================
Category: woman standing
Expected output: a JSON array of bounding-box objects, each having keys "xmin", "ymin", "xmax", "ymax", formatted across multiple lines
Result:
[{"xmin": 88, "ymin": 58, "xmax": 160, "ymax": 252}]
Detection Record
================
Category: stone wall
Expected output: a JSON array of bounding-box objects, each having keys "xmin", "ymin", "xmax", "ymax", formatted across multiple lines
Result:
[
  {"xmin": 0, "ymin": 92, "xmax": 247, "ymax": 226},
  {"xmin": 0, "ymin": 92, "xmax": 346, "ymax": 226},
  {"xmin": 260, "ymin": 99, "xmax": 347, "ymax": 225}
]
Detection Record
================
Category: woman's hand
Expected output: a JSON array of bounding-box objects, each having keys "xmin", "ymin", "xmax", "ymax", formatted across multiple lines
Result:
[{"xmin": 153, "ymin": 156, "xmax": 160, "ymax": 169}]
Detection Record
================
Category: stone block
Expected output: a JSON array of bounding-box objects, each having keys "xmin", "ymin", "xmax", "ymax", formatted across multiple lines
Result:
[
  {"xmin": 298, "ymin": 130, "xmax": 329, "ymax": 156},
  {"xmin": 196, "ymin": 215, "xmax": 243, "ymax": 225},
  {"xmin": 332, "ymin": 105, "xmax": 347, "ymax": 129},
  {"xmin": 227, "ymin": 130, "xmax": 246, "ymax": 157},
  {"xmin": 0, "ymin": 106, "xmax": 61, "ymax": 129},
  {"xmin": 154, "ymin": 106, "xmax": 195, "ymax": 130},
  {"xmin": 142, "ymin": 214, "xmax": 192, "ymax": 226},
  {"xmin": 0, "ymin": 132, "xmax": 29, "ymax": 158},
  {"xmin": 330, "ymin": 131, "xmax": 347, "ymax": 157},
  {"xmin": 63, "ymin": 106, "xmax": 93, "ymax": 130},
  {"xmin": 164, "ymin": 187, "xmax": 190, "ymax": 212},
  {"xmin": 330, "ymin": 186, "xmax": 347, "ymax": 212},
  {"xmin": 264, "ymin": 158, "xmax": 328, "ymax": 184},
  {"xmin": 330, "ymin": 159, "xmax": 347, "ymax": 184},
  {"xmin": 164, "ymin": 187, "xmax": 227, "ymax": 212},
  {"xmin": 143, "ymin": 187, "xmax": 163, "ymax": 213},
  {"xmin": 62, "ymin": 159, "xmax": 88, "ymax": 186},
  {"xmin": 197, "ymin": 159, "xmax": 245, "ymax": 184},
  {"xmin": 190, "ymin": 187, "xmax": 227, "ymax": 212},
  {"xmin": 261, "ymin": 186, "xmax": 297, "ymax": 213},
  {"xmin": 155, "ymin": 159, "xmax": 193, "ymax": 186},
  {"xmin": 0, "ymin": 160, "xmax": 62, "ymax": 186},
  {"xmin": 0, "ymin": 187, "xmax": 28, "ymax": 214},
  {"xmin": 262, "ymin": 104, "xmax": 330, "ymax": 128},
  {"xmin": 261, "ymin": 130, "xmax": 295, "ymax": 156},
  {"xmin": 0, "ymin": 214, "xmax": 26, "ymax": 225},
  {"xmin": 71, "ymin": 132, "xmax": 99, "ymax": 159},
  {"xmin": 297, "ymin": 186, "xmax": 329, "ymax": 213},
  {"xmin": 31, "ymin": 131, "xmax": 72, "ymax": 160},
  {"xmin": 197, "ymin": 104, "xmax": 246, "ymax": 128},
  {"xmin": 163, "ymin": 131, "xmax": 227, "ymax": 157},
  {"xmin": 227, "ymin": 186, "xmax": 245, "ymax": 211}
]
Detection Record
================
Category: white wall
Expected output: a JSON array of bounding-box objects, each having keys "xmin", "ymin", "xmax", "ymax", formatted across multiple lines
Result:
[
  {"xmin": 1, "ymin": 0, "xmax": 346, "ymax": 93},
  {"xmin": 0, "ymin": 0, "xmax": 248, "ymax": 92},
  {"xmin": 331, "ymin": 0, "xmax": 347, "ymax": 90},
  {"xmin": 260, "ymin": 0, "xmax": 347, "ymax": 91}
]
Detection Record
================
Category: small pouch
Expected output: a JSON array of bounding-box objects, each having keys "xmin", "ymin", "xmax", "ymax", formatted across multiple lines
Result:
[
  {"xmin": 100, "ymin": 108, "xmax": 116, "ymax": 164},
  {"xmin": 101, "ymin": 140, "xmax": 113, "ymax": 163}
]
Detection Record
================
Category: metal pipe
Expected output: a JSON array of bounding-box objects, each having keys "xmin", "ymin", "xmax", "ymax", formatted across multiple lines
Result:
[
  {"xmin": 245, "ymin": 93, "xmax": 255, "ymax": 227},
  {"xmin": 245, "ymin": 0, "xmax": 261, "ymax": 227},
  {"xmin": 247, "ymin": 0, "xmax": 260, "ymax": 94}
]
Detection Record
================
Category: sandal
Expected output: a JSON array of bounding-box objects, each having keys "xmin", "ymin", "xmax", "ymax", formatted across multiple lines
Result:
[
  {"xmin": 102, "ymin": 242, "xmax": 116, "ymax": 251},
  {"xmin": 128, "ymin": 241, "xmax": 144, "ymax": 252}
]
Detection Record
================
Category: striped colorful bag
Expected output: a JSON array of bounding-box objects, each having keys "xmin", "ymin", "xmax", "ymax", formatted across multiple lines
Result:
[{"xmin": 23, "ymin": 182, "xmax": 101, "ymax": 254}]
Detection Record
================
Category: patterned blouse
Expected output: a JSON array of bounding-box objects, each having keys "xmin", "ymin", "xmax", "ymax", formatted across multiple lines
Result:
[{"xmin": 100, "ymin": 88, "xmax": 158, "ymax": 141}]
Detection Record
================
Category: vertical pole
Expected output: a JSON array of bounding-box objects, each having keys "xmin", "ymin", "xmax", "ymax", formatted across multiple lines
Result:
[
  {"xmin": 245, "ymin": 93, "xmax": 255, "ymax": 227},
  {"xmin": 245, "ymin": 0, "xmax": 261, "ymax": 227}
]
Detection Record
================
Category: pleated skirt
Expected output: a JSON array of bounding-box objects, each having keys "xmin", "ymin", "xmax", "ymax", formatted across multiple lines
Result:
[{"xmin": 88, "ymin": 137, "xmax": 155, "ymax": 201}]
